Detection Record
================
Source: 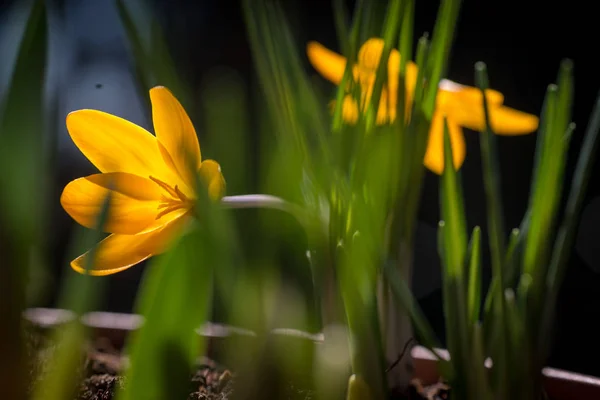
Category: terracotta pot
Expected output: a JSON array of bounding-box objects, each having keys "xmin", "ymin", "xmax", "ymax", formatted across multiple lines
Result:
[{"xmin": 24, "ymin": 308, "xmax": 600, "ymax": 399}]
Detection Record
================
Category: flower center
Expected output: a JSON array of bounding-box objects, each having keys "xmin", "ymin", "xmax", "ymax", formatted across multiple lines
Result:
[{"xmin": 149, "ymin": 176, "xmax": 192, "ymax": 219}]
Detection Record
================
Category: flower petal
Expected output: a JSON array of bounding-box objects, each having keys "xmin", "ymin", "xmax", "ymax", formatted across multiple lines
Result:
[
  {"xmin": 307, "ymin": 41, "xmax": 347, "ymax": 85},
  {"xmin": 150, "ymin": 86, "xmax": 202, "ymax": 188},
  {"xmin": 70, "ymin": 214, "xmax": 187, "ymax": 276},
  {"xmin": 66, "ymin": 110, "xmax": 171, "ymax": 180},
  {"xmin": 438, "ymin": 80, "xmax": 505, "ymax": 105},
  {"xmin": 198, "ymin": 160, "xmax": 226, "ymax": 201},
  {"xmin": 61, "ymin": 172, "xmax": 163, "ymax": 234},
  {"xmin": 423, "ymin": 112, "xmax": 466, "ymax": 175},
  {"xmin": 447, "ymin": 100, "xmax": 539, "ymax": 135}
]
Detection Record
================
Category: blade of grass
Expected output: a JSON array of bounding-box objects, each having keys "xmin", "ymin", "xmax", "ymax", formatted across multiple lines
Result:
[
  {"xmin": 538, "ymin": 85, "xmax": 600, "ymax": 366},
  {"xmin": 0, "ymin": 1, "xmax": 46, "ymax": 397},
  {"xmin": 116, "ymin": 0, "xmax": 191, "ymax": 110},
  {"xmin": 117, "ymin": 222, "xmax": 214, "ymax": 400},
  {"xmin": 421, "ymin": 0, "xmax": 462, "ymax": 118},
  {"xmin": 383, "ymin": 261, "xmax": 444, "ymax": 363},
  {"xmin": 332, "ymin": 0, "xmax": 363, "ymax": 132},
  {"xmin": 439, "ymin": 119, "xmax": 473, "ymax": 399},
  {"xmin": 466, "ymin": 226, "xmax": 482, "ymax": 324},
  {"xmin": 440, "ymin": 118, "xmax": 467, "ymax": 277},
  {"xmin": 115, "ymin": 0, "xmax": 152, "ymax": 109},
  {"xmin": 523, "ymin": 61, "xmax": 573, "ymax": 298},
  {"xmin": 397, "ymin": 34, "xmax": 428, "ymax": 239},
  {"xmin": 474, "ymin": 62, "xmax": 508, "ymax": 380},
  {"xmin": 364, "ymin": 0, "xmax": 402, "ymax": 130},
  {"xmin": 475, "ymin": 62, "xmax": 507, "ymax": 292},
  {"xmin": 469, "ymin": 323, "xmax": 492, "ymax": 400},
  {"xmin": 32, "ymin": 190, "xmax": 112, "ymax": 400},
  {"xmin": 395, "ymin": 0, "xmax": 414, "ymax": 128},
  {"xmin": 332, "ymin": 0, "xmax": 350, "ymax": 57}
]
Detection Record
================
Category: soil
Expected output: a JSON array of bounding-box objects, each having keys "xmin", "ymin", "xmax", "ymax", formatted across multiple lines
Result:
[{"xmin": 23, "ymin": 324, "xmax": 450, "ymax": 400}]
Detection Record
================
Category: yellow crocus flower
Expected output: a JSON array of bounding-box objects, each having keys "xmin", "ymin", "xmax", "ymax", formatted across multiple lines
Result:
[
  {"xmin": 60, "ymin": 86, "xmax": 225, "ymax": 275},
  {"xmin": 307, "ymin": 38, "xmax": 540, "ymax": 174}
]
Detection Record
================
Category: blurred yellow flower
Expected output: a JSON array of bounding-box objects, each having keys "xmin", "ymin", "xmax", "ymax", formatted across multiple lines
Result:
[
  {"xmin": 61, "ymin": 87, "xmax": 225, "ymax": 275},
  {"xmin": 307, "ymin": 38, "xmax": 539, "ymax": 174}
]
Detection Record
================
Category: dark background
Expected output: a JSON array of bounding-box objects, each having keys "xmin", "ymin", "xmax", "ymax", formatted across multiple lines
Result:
[{"xmin": 2, "ymin": 0, "xmax": 599, "ymax": 379}]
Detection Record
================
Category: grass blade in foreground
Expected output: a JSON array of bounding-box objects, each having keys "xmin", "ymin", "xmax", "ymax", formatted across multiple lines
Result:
[
  {"xmin": 117, "ymin": 222, "xmax": 214, "ymax": 400},
  {"xmin": 539, "ymin": 85, "xmax": 600, "ymax": 366},
  {"xmin": 116, "ymin": 0, "xmax": 191, "ymax": 110},
  {"xmin": 0, "ymin": 1, "xmax": 46, "ymax": 397},
  {"xmin": 32, "ymin": 191, "xmax": 112, "ymax": 400},
  {"xmin": 439, "ymin": 119, "xmax": 470, "ymax": 397},
  {"xmin": 523, "ymin": 61, "xmax": 573, "ymax": 307}
]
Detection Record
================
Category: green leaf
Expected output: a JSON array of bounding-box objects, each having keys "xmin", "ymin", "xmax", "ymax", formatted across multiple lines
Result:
[
  {"xmin": 538, "ymin": 84, "xmax": 600, "ymax": 364},
  {"xmin": 0, "ymin": 1, "xmax": 46, "ymax": 397},
  {"xmin": 332, "ymin": 0, "xmax": 351, "ymax": 57},
  {"xmin": 395, "ymin": 0, "xmax": 414, "ymax": 127},
  {"xmin": 383, "ymin": 261, "xmax": 443, "ymax": 361},
  {"xmin": 421, "ymin": 0, "xmax": 462, "ymax": 117},
  {"xmin": 117, "ymin": 224, "xmax": 214, "ymax": 400},
  {"xmin": 466, "ymin": 226, "xmax": 482, "ymax": 324},
  {"xmin": 364, "ymin": 0, "xmax": 403, "ymax": 130},
  {"xmin": 523, "ymin": 60, "xmax": 573, "ymax": 307},
  {"xmin": 440, "ymin": 117, "xmax": 467, "ymax": 277},
  {"xmin": 474, "ymin": 62, "xmax": 506, "ymax": 288},
  {"xmin": 116, "ymin": 0, "xmax": 191, "ymax": 110},
  {"xmin": 32, "ymin": 190, "xmax": 112, "ymax": 400},
  {"xmin": 547, "ymin": 87, "xmax": 600, "ymax": 291}
]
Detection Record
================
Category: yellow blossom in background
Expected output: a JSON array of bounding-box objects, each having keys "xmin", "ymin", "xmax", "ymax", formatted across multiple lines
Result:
[
  {"xmin": 60, "ymin": 86, "xmax": 225, "ymax": 275},
  {"xmin": 307, "ymin": 38, "xmax": 540, "ymax": 174}
]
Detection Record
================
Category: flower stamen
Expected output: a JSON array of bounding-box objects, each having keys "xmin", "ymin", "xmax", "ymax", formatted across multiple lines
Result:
[{"xmin": 149, "ymin": 176, "xmax": 192, "ymax": 219}]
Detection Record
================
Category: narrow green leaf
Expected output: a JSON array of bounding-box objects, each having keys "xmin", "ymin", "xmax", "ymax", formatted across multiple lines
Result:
[
  {"xmin": 0, "ymin": 2, "xmax": 46, "ymax": 397},
  {"xmin": 364, "ymin": 0, "xmax": 403, "ymax": 129},
  {"xmin": 522, "ymin": 84, "xmax": 557, "ymax": 275},
  {"xmin": 469, "ymin": 323, "xmax": 491, "ymax": 400},
  {"xmin": 116, "ymin": 0, "xmax": 190, "ymax": 110},
  {"xmin": 440, "ymin": 117, "xmax": 467, "ymax": 277},
  {"xmin": 33, "ymin": 191, "xmax": 112, "ymax": 400},
  {"xmin": 409, "ymin": 35, "xmax": 429, "ymax": 119},
  {"xmin": 117, "ymin": 224, "xmax": 213, "ymax": 400},
  {"xmin": 397, "ymin": 35, "xmax": 429, "ymax": 239},
  {"xmin": 538, "ymin": 85, "xmax": 600, "ymax": 363},
  {"xmin": 115, "ymin": 0, "xmax": 152, "ymax": 106},
  {"xmin": 332, "ymin": 0, "xmax": 350, "ymax": 57},
  {"xmin": 475, "ymin": 62, "xmax": 506, "ymax": 287},
  {"xmin": 395, "ymin": 0, "xmax": 414, "ymax": 127},
  {"xmin": 523, "ymin": 61, "xmax": 573, "ymax": 309},
  {"xmin": 547, "ymin": 88, "xmax": 600, "ymax": 290},
  {"xmin": 383, "ymin": 262, "xmax": 446, "ymax": 367},
  {"xmin": 466, "ymin": 226, "xmax": 482, "ymax": 324},
  {"xmin": 331, "ymin": 1, "xmax": 363, "ymax": 132},
  {"xmin": 421, "ymin": 0, "xmax": 462, "ymax": 117},
  {"xmin": 503, "ymin": 228, "xmax": 522, "ymax": 287}
]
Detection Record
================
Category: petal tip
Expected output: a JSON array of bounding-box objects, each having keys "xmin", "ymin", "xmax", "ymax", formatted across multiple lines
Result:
[{"xmin": 150, "ymin": 85, "xmax": 169, "ymax": 94}]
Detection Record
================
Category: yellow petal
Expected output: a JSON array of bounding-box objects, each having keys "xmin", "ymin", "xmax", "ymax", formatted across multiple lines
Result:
[
  {"xmin": 67, "ymin": 110, "xmax": 174, "ymax": 181},
  {"xmin": 307, "ymin": 41, "xmax": 347, "ymax": 85},
  {"xmin": 439, "ymin": 81, "xmax": 505, "ymax": 105},
  {"xmin": 198, "ymin": 160, "xmax": 226, "ymax": 201},
  {"xmin": 446, "ymin": 98, "xmax": 539, "ymax": 135},
  {"xmin": 71, "ymin": 214, "xmax": 187, "ymax": 276},
  {"xmin": 61, "ymin": 172, "xmax": 163, "ymax": 235},
  {"xmin": 357, "ymin": 38, "xmax": 386, "ymax": 71},
  {"xmin": 150, "ymin": 87, "xmax": 202, "ymax": 188},
  {"xmin": 423, "ymin": 112, "xmax": 466, "ymax": 175},
  {"xmin": 310, "ymin": 38, "xmax": 420, "ymax": 126}
]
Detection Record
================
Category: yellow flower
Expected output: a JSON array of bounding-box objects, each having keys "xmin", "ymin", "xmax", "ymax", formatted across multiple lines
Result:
[
  {"xmin": 307, "ymin": 38, "xmax": 540, "ymax": 174},
  {"xmin": 60, "ymin": 86, "xmax": 226, "ymax": 276}
]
